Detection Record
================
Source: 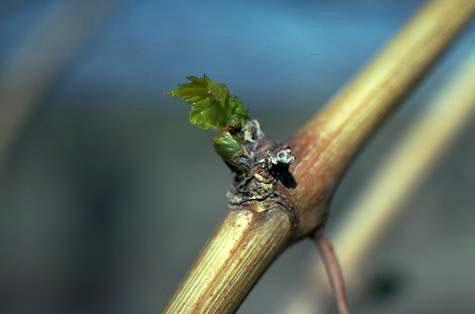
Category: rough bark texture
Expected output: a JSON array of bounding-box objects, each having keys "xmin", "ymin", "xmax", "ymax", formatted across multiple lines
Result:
[{"xmin": 164, "ymin": 205, "xmax": 291, "ymax": 313}]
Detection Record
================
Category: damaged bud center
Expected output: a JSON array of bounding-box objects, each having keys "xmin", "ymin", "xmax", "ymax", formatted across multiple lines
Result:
[
  {"xmin": 268, "ymin": 148, "xmax": 295, "ymax": 166},
  {"xmin": 226, "ymin": 120, "xmax": 296, "ymax": 208}
]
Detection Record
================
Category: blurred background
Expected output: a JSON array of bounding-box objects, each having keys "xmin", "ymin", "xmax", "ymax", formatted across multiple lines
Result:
[{"xmin": 0, "ymin": 1, "xmax": 474, "ymax": 313}]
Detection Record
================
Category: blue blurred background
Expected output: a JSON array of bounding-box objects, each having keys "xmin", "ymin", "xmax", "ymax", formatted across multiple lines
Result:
[{"xmin": 0, "ymin": 1, "xmax": 474, "ymax": 313}]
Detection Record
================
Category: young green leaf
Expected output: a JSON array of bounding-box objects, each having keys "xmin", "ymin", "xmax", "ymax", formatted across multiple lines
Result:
[
  {"xmin": 168, "ymin": 75, "xmax": 249, "ymax": 129},
  {"xmin": 213, "ymin": 132, "xmax": 242, "ymax": 161}
]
